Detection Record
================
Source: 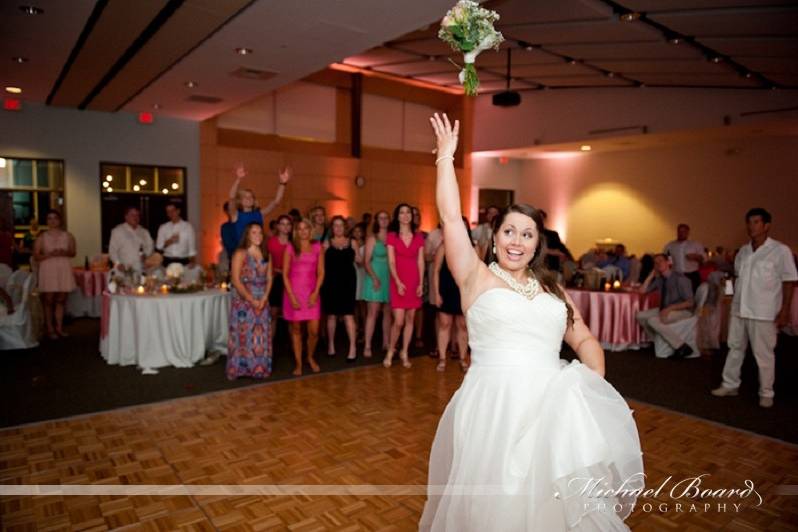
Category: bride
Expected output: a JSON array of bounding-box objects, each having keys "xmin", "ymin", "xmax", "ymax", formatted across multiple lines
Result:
[{"xmin": 420, "ymin": 114, "xmax": 645, "ymax": 531}]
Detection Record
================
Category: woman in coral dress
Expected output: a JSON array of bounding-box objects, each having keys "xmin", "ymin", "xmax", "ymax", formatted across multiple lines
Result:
[
  {"xmin": 34, "ymin": 210, "xmax": 76, "ymax": 339},
  {"xmin": 384, "ymin": 203, "xmax": 425, "ymax": 368},
  {"xmin": 420, "ymin": 114, "xmax": 644, "ymax": 531}
]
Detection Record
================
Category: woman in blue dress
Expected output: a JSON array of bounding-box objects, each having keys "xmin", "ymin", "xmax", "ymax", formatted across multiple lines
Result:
[{"xmin": 227, "ymin": 165, "xmax": 291, "ymax": 243}]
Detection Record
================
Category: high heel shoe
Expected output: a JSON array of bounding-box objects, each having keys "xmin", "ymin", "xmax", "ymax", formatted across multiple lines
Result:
[
  {"xmin": 383, "ymin": 351, "xmax": 394, "ymax": 368},
  {"xmin": 400, "ymin": 352, "xmax": 412, "ymax": 369}
]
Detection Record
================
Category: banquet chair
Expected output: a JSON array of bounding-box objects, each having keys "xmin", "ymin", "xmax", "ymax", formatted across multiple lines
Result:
[
  {"xmin": 653, "ymin": 282, "xmax": 709, "ymax": 359},
  {"xmin": 601, "ymin": 264, "xmax": 623, "ymax": 282},
  {"xmin": 0, "ymin": 264, "xmax": 12, "ymax": 287},
  {"xmin": 697, "ymin": 272, "xmax": 724, "ymax": 351},
  {"xmin": 627, "ymin": 258, "xmax": 641, "ymax": 284},
  {"xmin": 183, "ymin": 264, "xmax": 203, "ymax": 284},
  {"xmin": 0, "ymin": 271, "xmax": 39, "ymax": 349}
]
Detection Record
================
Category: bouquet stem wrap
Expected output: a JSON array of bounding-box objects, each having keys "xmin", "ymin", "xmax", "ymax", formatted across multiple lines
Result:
[{"xmin": 439, "ymin": 1, "xmax": 504, "ymax": 96}]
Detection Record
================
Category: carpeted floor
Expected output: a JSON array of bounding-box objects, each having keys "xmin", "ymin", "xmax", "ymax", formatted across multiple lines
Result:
[{"xmin": 2, "ymin": 315, "xmax": 796, "ymax": 443}]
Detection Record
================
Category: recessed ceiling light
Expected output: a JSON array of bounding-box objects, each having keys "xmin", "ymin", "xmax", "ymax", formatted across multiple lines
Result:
[
  {"xmin": 12, "ymin": 57, "xmax": 28, "ymax": 63},
  {"xmin": 139, "ymin": 179, "xmax": 147, "ymax": 186},
  {"xmin": 667, "ymin": 36, "xmax": 682, "ymax": 45},
  {"xmin": 742, "ymin": 72, "xmax": 752, "ymax": 79},
  {"xmin": 19, "ymin": 5, "xmax": 44, "ymax": 15},
  {"xmin": 152, "ymin": 103, "xmax": 161, "ymax": 110},
  {"xmin": 184, "ymin": 80, "xmax": 198, "ymax": 88},
  {"xmin": 170, "ymin": 183, "xmax": 179, "ymax": 190},
  {"xmin": 235, "ymin": 47, "xmax": 253, "ymax": 55},
  {"xmin": 161, "ymin": 188, "xmax": 169, "ymax": 194},
  {"xmin": 605, "ymin": 71, "xmax": 616, "ymax": 78},
  {"xmin": 710, "ymin": 56, "xmax": 723, "ymax": 63},
  {"xmin": 5, "ymin": 87, "xmax": 22, "ymax": 94},
  {"xmin": 102, "ymin": 181, "xmax": 110, "ymax": 188},
  {"xmin": 107, "ymin": 187, "xmax": 113, "ymax": 192},
  {"xmin": 580, "ymin": 145, "xmax": 592, "ymax": 151},
  {"xmin": 620, "ymin": 12, "xmax": 640, "ymax": 22},
  {"xmin": 133, "ymin": 185, "xmax": 140, "ymax": 191},
  {"xmin": 105, "ymin": 175, "xmax": 113, "ymax": 181}
]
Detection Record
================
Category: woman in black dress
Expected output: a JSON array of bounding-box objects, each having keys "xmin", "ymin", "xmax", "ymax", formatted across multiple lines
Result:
[
  {"xmin": 321, "ymin": 215, "xmax": 357, "ymax": 360},
  {"xmin": 432, "ymin": 217, "xmax": 471, "ymax": 372}
]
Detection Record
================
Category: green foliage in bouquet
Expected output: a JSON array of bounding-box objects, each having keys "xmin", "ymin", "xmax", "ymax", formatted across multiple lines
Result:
[{"xmin": 438, "ymin": 0, "xmax": 504, "ymax": 96}]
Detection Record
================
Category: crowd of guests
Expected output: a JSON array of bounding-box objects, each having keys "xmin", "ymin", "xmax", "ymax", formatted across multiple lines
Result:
[
  {"xmin": 219, "ymin": 166, "xmax": 468, "ymax": 379},
  {"xmin": 1, "ymin": 165, "xmax": 795, "ymax": 410}
]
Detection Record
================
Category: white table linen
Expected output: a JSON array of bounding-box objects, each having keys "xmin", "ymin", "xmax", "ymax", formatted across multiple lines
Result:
[{"xmin": 100, "ymin": 290, "xmax": 230, "ymax": 369}]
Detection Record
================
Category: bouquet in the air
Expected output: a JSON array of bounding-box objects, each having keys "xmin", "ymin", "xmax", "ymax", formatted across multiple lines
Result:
[{"xmin": 438, "ymin": 0, "xmax": 504, "ymax": 96}]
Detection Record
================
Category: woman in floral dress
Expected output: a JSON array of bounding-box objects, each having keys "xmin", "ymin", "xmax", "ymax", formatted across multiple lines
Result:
[{"xmin": 227, "ymin": 223, "xmax": 273, "ymax": 379}]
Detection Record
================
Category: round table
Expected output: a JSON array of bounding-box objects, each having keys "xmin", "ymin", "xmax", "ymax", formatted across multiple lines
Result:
[
  {"xmin": 565, "ymin": 289, "xmax": 659, "ymax": 351},
  {"xmin": 100, "ymin": 289, "xmax": 230, "ymax": 371}
]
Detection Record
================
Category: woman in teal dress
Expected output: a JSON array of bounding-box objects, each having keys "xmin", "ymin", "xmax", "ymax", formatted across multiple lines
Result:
[{"xmin": 362, "ymin": 210, "xmax": 391, "ymax": 358}]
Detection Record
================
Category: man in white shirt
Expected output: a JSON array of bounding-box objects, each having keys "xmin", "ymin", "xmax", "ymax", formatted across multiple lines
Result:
[
  {"xmin": 712, "ymin": 208, "xmax": 797, "ymax": 408},
  {"xmin": 156, "ymin": 203, "xmax": 196, "ymax": 266},
  {"xmin": 663, "ymin": 223, "xmax": 705, "ymax": 292},
  {"xmin": 108, "ymin": 207, "xmax": 154, "ymax": 272}
]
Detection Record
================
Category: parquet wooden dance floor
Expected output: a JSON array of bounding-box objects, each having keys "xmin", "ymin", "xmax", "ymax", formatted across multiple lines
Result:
[{"xmin": 1, "ymin": 358, "xmax": 797, "ymax": 531}]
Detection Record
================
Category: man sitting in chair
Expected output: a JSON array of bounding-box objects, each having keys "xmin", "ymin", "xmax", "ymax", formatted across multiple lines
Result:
[{"xmin": 637, "ymin": 253, "xmax": 696, "ymax": 359}]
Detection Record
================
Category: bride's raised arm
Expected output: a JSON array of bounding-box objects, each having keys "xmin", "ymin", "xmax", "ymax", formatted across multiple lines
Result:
[{"xmin": 430, "ymin": 113, "xmax": 481, "ymax": 291}]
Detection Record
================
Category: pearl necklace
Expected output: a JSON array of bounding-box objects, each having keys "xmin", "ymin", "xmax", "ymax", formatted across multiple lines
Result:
[{"xmin": 488, "ymin": 261, "xmax": 541, "ymax": 300}]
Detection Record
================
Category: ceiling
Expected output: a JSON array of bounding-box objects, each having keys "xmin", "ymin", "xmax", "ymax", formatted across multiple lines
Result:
[
  {"xmin": 1, "ymin": 1, "xmax": 796, "ymax": 123},
  {"xmin": 344, "ymin": 0, "xmax": 798, "ymax": 93},
  {"xmin": 0, "ymin": 0, "xmax": 457, "ymax": 120}
]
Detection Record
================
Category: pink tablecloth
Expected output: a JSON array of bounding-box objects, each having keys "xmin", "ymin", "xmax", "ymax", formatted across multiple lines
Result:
[
  {"xmin": 782, "ymin": 286, "xmax": 798, "ymax": 336},
  {"xmin": 565, "ymin": 289, "xmax": 659, "ymax": 351},
  {"xmin": 73, "ymin": 269, "xmax": 108, "ymax": 296},
  {"xmin": 66, "ymin": 269, "xmax": 108, "ymax": 318}
]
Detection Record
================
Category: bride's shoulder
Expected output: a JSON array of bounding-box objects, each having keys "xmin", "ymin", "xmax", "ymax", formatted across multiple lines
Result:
[{"xmin": 460, "ymin": 263, "xmax": 506, "ymax": 311}]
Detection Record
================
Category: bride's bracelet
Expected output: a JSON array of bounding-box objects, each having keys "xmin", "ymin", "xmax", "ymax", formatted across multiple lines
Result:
[{"xmin": 435, "ymin": 155, "xmax": 455, "ymax": 165}]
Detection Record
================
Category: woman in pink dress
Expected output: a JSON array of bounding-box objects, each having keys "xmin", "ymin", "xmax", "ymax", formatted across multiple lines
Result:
[
  {"xmin": 34, "ymin": 210, "xmax": 76, "ymax": 339},
  {"xmin": 283, "ymin": 218, "xmax": 325, "ymax": 376},
  {"xmin": 384, "ymin": 203, "xmax": 425, "ymax": 368}
]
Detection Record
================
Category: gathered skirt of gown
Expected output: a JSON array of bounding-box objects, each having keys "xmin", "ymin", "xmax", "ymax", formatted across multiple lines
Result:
[{"xmin": 419, "ymin": 288, "xmax": 644, "ymax": 531}]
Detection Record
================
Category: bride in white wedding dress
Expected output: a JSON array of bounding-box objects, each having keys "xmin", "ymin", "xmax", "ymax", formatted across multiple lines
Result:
[{"xmin": 419, "ymin": 114, "xmax": 645, "ymax": 531}]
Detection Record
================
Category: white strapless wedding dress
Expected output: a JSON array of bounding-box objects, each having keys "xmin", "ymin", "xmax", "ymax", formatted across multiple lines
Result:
[{"xmin": 419, "ymin": 288, "xmax": 645, "ymax": 531}]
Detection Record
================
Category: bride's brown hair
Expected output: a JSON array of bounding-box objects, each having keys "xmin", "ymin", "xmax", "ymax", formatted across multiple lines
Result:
[{"xmin": 484, "ymin": 204, "xmax": 574, "ymax": 328}]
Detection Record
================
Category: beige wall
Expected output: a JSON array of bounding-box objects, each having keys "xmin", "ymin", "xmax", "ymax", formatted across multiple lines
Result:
[
  {"xmin": 199, "ymin": 121, "xmax": 470, "ymax": 263},
  {"xmin": 473, "ymin": 87, "xmax": 798, "ymax": 151},
  {"xmin": 512, "ymin": 135, "xmax": 798, "ymax": 258},
  {"xmin": 0, "ymin": 103, "xmax": 199, "ymax": 263}
]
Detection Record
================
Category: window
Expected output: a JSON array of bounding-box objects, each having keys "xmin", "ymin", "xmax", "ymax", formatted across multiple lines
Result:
[
  {"xmin": 0, "ymin": 156, "xmax": 66, "ymax": 231},
  {"xmin": 99, "ymin": 163, "xmax": 187, "ymax": 252},
  {"xmin": 100, "ymin": 163, "xmax": 184, "ymax": 195}
]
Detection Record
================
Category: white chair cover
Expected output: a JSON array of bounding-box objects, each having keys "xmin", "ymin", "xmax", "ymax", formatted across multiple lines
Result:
[
  {"xmin": 0, "ymin": 264, "xmax": 12, "ymax": 288},
  {"xmin": 0, "ymin": 271, "xmax": 39, "ymax": 349},
  {"xmin": 653, "ymin": 283, "xmax": 709, "ymax": 358}
]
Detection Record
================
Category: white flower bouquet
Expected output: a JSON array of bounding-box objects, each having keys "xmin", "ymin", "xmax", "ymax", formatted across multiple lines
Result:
[
  {"xmin": 166, "ymin": 262, "xmax": 185, "ymax": 280},
  {"xmin": 438, "ymin": 0, "xmax": 504, "ymax": 96}
]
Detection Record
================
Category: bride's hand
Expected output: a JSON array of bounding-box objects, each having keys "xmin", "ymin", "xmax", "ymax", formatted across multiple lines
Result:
[{"xmin": 430, "ymin": 113, "xmax": 459, "ymax": 158}]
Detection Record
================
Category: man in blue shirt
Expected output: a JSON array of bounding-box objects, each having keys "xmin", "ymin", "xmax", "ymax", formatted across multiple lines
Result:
[
  {"xmin": 636, "ymin": 253, "xmax": 695, "ymax": 359},
  {"xmin": 598, "ymin": 244, "xmax": 631, "ymax": 280}
]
